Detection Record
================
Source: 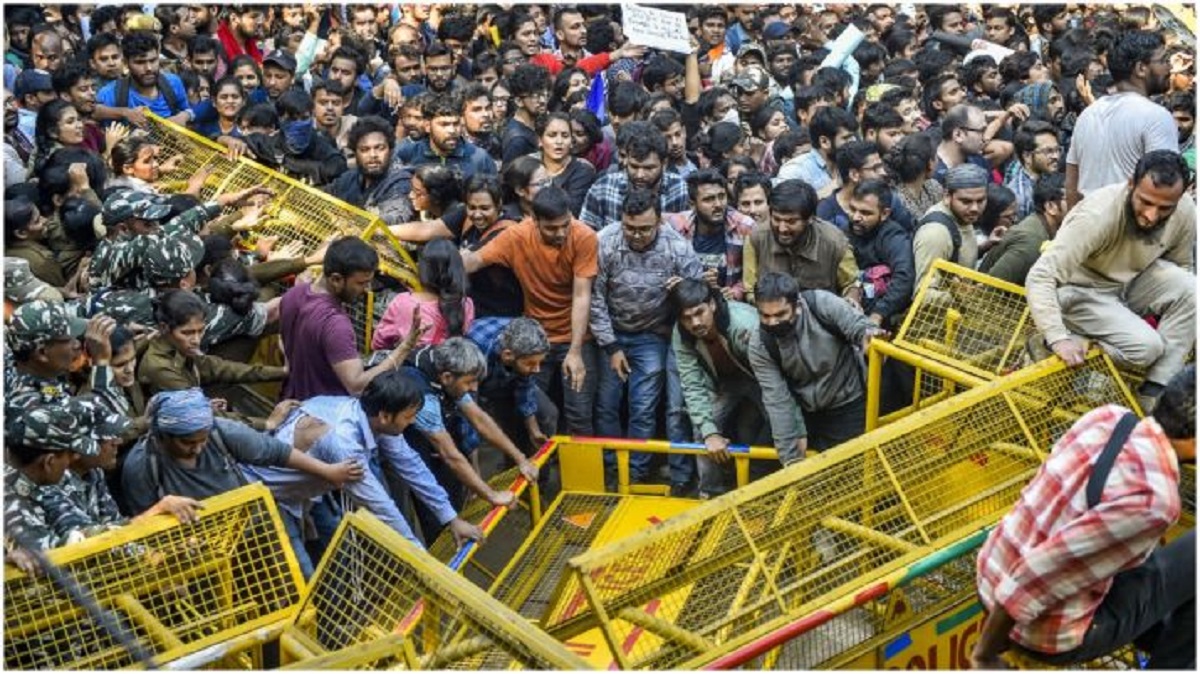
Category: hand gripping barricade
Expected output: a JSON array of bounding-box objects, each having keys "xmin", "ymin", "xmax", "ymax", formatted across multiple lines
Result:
[{"xmin": 3, "ymin": 484, "xmax": 303, "ymax": 670}]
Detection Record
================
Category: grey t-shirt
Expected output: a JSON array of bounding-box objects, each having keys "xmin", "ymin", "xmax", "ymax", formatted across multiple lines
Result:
[
  {"xmin": 121, "ymin": 418, "xmax": 292, "ymax": 515},
  {"xmin": 1067, "ymin": 92, "xmax": 1179, "ymax": 195}
]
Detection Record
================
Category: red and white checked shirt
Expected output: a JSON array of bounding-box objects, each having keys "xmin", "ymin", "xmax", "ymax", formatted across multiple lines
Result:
[{"xmin": 976, "ymin": 405, "xmax": 1181, "ymax": 654}]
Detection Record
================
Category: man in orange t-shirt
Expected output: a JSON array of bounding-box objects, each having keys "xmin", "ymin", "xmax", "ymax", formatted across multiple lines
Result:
[{"xmin": 463, "ymin": 186, "xmax": 600, "ymax": 435}]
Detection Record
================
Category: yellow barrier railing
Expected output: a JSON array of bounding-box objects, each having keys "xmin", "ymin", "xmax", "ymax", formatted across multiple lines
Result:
[
  {"xmin": 539, "ymin": 351, "xmax": 1137, "ymax": 670},
  {"xmin": 3, "ymin": 483, "xmax": 303, "ymax": 670},
  {"xmin": 142, "ymin": 111, "xmax": 419, "ymax": 289},
  {"xmin": 280, "ymin": 511, "xmax": 591, "ymax": 670}
]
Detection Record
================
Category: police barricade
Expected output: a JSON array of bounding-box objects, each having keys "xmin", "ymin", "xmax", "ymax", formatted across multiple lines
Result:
[
  {"xmin": 3, "ymin": 483, "xmax": 303, "ymax": 670},
  {"xmin": 536, "ymin": 352, "xmax": 1143, "ymax": 670},
  {"xmin": 278, "ymin": 510, "xmax": 590, "ymax": 670}
]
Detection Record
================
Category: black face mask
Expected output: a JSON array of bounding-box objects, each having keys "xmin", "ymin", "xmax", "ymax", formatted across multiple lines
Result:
[
  {"xmin": 761, "ymin": 318, "xmax": 795, "ymax": 338},
  {"xmin": 243, "ymin": 132, "xmax": 284, "ymax": 167}
]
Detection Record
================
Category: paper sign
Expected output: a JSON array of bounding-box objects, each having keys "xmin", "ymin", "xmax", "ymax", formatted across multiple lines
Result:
[{"xmin": 622, "ymin": 3, "xmax": 692, "ymax": 54}]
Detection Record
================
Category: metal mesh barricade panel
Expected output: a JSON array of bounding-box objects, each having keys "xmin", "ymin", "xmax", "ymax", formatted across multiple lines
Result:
[
  {"xmin": 895, "ymin": 260, "xmax": 1036, "ymax": 379},
  {"xmin": 141, "ymin": 112, "xmax": 418, "ymax": 288},
  {"xmin": 285, "ymin": 511, "xmax": 589, "ymax": 670},
  {"xmin": 3, "ymin": 484, "xmax": 301, "ymax": 670},
  {"xmin": 550, "ymin": 352, "xmax": 1137, "ymax": 670}
]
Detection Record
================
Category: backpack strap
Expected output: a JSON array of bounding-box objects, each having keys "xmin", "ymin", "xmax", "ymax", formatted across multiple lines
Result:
[
  {"xmin": 117, "ymin": 75, "xmax": 185, "ymax": 115},
  {"xmin": 1086, "ymin": 412, "xmax": 1139, "ymax": 509},
  {"xmin": 920, "ymin": 210, "xmax": 962, "ymax": 264}
]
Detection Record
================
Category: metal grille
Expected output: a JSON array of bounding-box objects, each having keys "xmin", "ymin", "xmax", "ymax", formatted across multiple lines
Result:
[
  {"xmin": 895, "ymin": 260, "xmax": 1037, "ymax": 379},
  {"xmin": 141, "ymin": 112, "xmax": 418, "ymax": 288},
  {"xmin": 284, "ymin": 512, "xmax": 589, "ymax": 670},
  {"xmin": 3, "ymin": 484, "xmax": 302, "ymax": 670},
  {"xmin": 548, "ymin": 352, "xmax": 1137, "ymax": 670}
]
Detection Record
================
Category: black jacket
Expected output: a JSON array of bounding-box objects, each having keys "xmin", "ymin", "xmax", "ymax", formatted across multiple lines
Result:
[{"xmin": 848, "ymin": 218, "xmax": 915, "ymax": 326}]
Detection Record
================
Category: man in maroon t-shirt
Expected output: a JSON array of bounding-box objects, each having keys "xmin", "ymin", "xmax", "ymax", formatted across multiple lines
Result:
[{"xmin": 280, "ymin": 237, "xmax": 423, "ymax": 400}]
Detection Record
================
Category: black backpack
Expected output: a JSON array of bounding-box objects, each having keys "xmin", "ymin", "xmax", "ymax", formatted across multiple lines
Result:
[
  {"xmin": 760, "ymin": 289, "xmax": 868, "ymax": 389},
  {"xmin": 115, "ymin": 74, "xmax": 187, "ymax": 117},
  {"xmin": 919, "ymin": 210, "xmax": 963, "ymax": 264}
]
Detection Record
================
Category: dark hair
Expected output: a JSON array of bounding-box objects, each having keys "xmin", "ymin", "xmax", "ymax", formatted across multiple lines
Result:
[
  {"xmin": 417, "ymin": 239, "xmax": 467, "ymax": 337},
  {"xmin": 748, "ymin": 104, "xmax": 785, "ymax": 140},
  {"xmin": 733, "ymin": 171, "xmax": 772, "ymax": 203},
  {"xmin": 438, "ymin": 13, "xmax": 475, "ymax": 42},
  {"xmin": 458, "ymin": 82, "xmax": 490, "ymax": 110},
  {"xmin": 809, "ymin": 105, "xmax": 858, "ymax": 149},
  {"xmin": 608, "ymin": 80, "xmax": 648, "ymax": 118},
  {"xmin": 834, "ymin": 140, "xmax": 880, "ymax": 183},
  {"xmin": 89, "ymin": 6, "xmax": 122, "ymax": 33},
  {"xmin": 121, "ymin": 32, "xmax": 159, "ymax": 61},
  {"xmin": 927, "ymin": 5, "xmax": 964, "ymax": 32},
  {"xmin": 60, "ymin": 196, "xmax": 102, "ymax": 250},
  {"xmin": 311, "ymin": 77, "xmax": 349, "ymax": 99},
  {"xmin": 648, "ymin": 107, "xmax": 682, "ymax": 134},
  {"xmin": 330, "ymin": 45, "xmax": 366, "ymax": 78},
  {"xmin": 862, "ymin": 103, "xmax": 904, "ymax": 138},
  {"xmin": 916, "ymin": 49, "xmax": 956, "ymax": 87},
  {"xmin": 996, "ymin": 52, "xmax": 1037, "ymax": 85},
  {"xmin": 86, "ymin": 31, "xmax": 122, "ymax": 61},
  {"xmin": 464, "ymin": 174, "xmax": 503, "ymax": 209},
  {"xmin": 551, "ymin": 66, "xmax": 588, "ymax": 107},
  {"xmin": 213, "ymin": 75, "xmax": 246, "ymax": 102},
  {"xmin": 501, "ymin": 155, "xmax": 543, "ymax": 204},
  {"xmin": 853, "ymin": 41, "xmax": 888, "ymax": 74},
  {"xmin": 276, "ymin": 88, "xmax": 313, "ymax": 119},
  {"xmin": 624, "ymin": 126, "xmax": 668, "ymax": 163},
  {"xmin": 1153, "ymin": 365, "xmax": 1196, "ymax": 440},
  {"xmin": 530, "ymin": 186, "xmax": 572, "ymax": 221},
  {"xmin": 1166, "ymin": 91, "xmax": 1195, "ymax": 116},
  {"xmin": 323, "ymin": 237, "xmax": 379, "ymax": 277},
  {"xmin": 697, "ymin": 86, "xmax": 734, "ymax": 122},
  {"xmin": 885, "ymin": 133, "xmax": 936, "ymax": 183},
  {"xmin": 239, "ymin": 102, "xmax": 280, "ymax": 129},
  {"xmin": 921, "ymin": 73, "xmax": 959, "ymax": 118},
  {"xmin": 508, "ymin": 63, "xmax": 552, "ymax": 98},
  {"xmin": 852, "ymin": 179, "xmax": 893, "ymax": 210},
  {"xmin": 1032, "ymin": 4, "xmax": 1067, "ymax": 30},
  {"xmin": 568, "ymin": 108, "xmax": 602, "ymax": 152},
  {"xmin": 960, "ymin": 55, "xmax": 998, "ymax": 91},
  {"xmin": 414, "ymin": 164, "xmax": 463, "ymax": 214},
  {"xmin": 207, "ymin": 258, "xmax": 260, "ymax": 315},
  {"xmin": 769, "ymin": 179, "xmax": 818, "ymax": 219},
  {"xmin": 189, "ymin": 34, "xmax": 221, "ymax": 57},
  {"xmin": 110, "ymin": 325, "xmax": 135, "ymax": 355},
  {"xmin": 978, "ymin": 184, "xmax": 1016, "ymax": 235},
  {"xmin": 155, "ymin": 289, "xmax": 207, "ymax": 329},
  {"xmin": 584, "ymin": 15, "xmax": 617, "ymax": 55},
  {"xmin": 535, "ymin": 110, "xmax": 571, "ymax": 137},
  {"xmin": 883, "ymin": 27, "xmax": 917, "ymax": 58},
  {"xmin": 670, "ymin": 277, "xmax": 729, "ymax": 340},
  {"xmin": 686, "ymin": 168, "xmax": 726, "ymax": 202},
  {"xmin": 360, "ymin": 370, "xmax": 426, "ymax": 417},
  {"xmin": 348, "ymin": 115, "xmax": 395, "ymax": 153},
  {"xmin": 700, "ymin": 121, "xmax": 743, "ymax": 165},
  {"xmin": 5, "ymin": 197, "xmax": 39, "ymax": 241},
  {"xmin": 1108, "ymin": 30, "xmax": 1166, "ymax": 84},
  {"xmin": 754, "ymin": 271, "xmax": 799, "ymax": 307},
  {"xmin": 622, "ymin": 188, "xmax": 660, "ymax": 218},
  {"xmin": 51, "ymin": 62, "xmax": 92, "ymax": 96},
  {"xmin": 1013, "ymin": 120, "xmax": 1057, "ymax": 165},
  {"xmin": 34, "ymin": 99, "xmax": 77, "ymax": 153},
  {"xmin": 642, "ymin": 55, "xmax": 685, "ymax": 92},
  {"xmin": 812, "ymin": 67, "xmax": 852, "ymax": 99},
  {"xmin": 40, "ymin": 147, "xmax": 108, "ymax": 213},
  {"xmin": 1032, "ymin": 173, "xmax": 1067, "ymax": 213},
  {"xmin": 230, "ymin": 54, "xmax": 264, "ymax": 83},
  {"xmin": 1132, "ymin": 150, "xmax": 1190, "ymax": 191}
]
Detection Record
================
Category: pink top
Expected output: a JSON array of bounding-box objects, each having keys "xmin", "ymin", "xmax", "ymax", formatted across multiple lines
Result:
[{"xmin": 372, "ymin": 292, "xmax": 476, "ymax": 351}]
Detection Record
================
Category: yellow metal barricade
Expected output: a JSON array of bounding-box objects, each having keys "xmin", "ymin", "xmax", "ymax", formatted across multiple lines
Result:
[
  {"xmin": 141, "ymin": 112, "xmax": 419, "ymax": 288},
  {"xmin": 280, "ymin": 511, "xmax": 591, "ymax": 670},
  {"xmin": 541, "ymin": 352, "xmax": 1138, "ymax": 670},
  {"xmin": 3, "ymin": 484, "xmax": 302, "ymax": 670}
]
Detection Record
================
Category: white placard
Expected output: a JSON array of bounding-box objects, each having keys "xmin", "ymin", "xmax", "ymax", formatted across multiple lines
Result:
[{"xmin": 621, "ymin": 3, "xmax": 692, "ymax": 55}]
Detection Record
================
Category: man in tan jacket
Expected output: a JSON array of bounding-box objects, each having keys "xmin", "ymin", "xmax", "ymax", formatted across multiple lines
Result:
[{"xmin": 1026, "ymin": 150, "xmax": 1195, "ymax": 410}]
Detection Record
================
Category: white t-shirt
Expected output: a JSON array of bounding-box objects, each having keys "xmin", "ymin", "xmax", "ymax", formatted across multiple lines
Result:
[{"xmin": 1066, "ymin": 92, "xmax": 1179, "ymax": 195}]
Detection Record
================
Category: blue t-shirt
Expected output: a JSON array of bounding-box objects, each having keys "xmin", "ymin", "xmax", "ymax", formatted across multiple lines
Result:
[{"xmin": 97, "ymin": 73, "xmax": 192, "ymax": 118}]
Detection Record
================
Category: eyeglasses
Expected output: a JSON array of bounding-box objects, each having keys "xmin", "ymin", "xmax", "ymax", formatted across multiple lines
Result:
[{"xmin": 623, "ymin": 225, "xmax": 658, "ymax": 239}]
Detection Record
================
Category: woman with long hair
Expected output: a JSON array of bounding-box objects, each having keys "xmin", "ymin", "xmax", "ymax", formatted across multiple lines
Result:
[
  {"xmin": 386, "ymin": 164, "xmax": 469, "ymax": 243},
  {"xmin": 568, "ymin": 108, "xmax": 612, "ymax": 172},
  {"xmin": 885, "ymin": 133, "xmax": 944, "ymax": 220},
  {"xmin": 461, "ymin": 175, "xmax": 524, "ymax": 318},
  {"xmin": 372, "ymin": 239, "xmax": 474, "ymax": 350},
  {"xmin": 536, "ymin": 111, "xmax": 596, "ymax": 217},
  {"xmin": 31, "ymin": 100, "xmax": 87, "ymax": 176},
  {"xmin": 106, "ymin": 134, "xmax": 185, "ymax": 192},
  {"xmin": 499, "ymin": 154, "xmax": 548, "ymax": 222}
]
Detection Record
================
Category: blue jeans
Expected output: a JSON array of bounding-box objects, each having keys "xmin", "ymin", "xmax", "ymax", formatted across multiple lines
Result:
[
  {"xmin": 597, "ymin": 332, "xmax": 670, "ymax": 482},
  {"xmin": 281, "ymin": 508, "xmax": 315, "ymax": 580},
  {"xmin": 665, "ymin": 347, "xmax": 696, "ymax": 486}
]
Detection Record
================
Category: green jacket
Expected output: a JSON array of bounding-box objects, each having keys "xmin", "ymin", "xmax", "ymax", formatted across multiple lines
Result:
[
  {"xmin": 673, "ymin": 300, "xmax": 760, "ymax": 440},
  {"xmin": 979, "ymin": 212, "xmax": 1053, "ymax": 286}
]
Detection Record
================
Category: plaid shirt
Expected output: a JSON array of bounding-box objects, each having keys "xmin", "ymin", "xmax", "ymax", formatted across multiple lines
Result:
[
  {"xmin": 664, "ymin": 208, "xmax": 757, "ymax": 301},
  {"xmin": 976, "ymin": 405, "xmax": 1181, "ymax": 654},
  {"xmin": 579, "ymin": 171, "xmax": 690, "ymax": 231},
  {"xmin": 1004, "ymin": 163, "xmax": 1038, "ymax": 222}
]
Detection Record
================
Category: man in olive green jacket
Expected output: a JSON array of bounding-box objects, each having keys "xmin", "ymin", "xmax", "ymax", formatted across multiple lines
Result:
[{"xmin": 671, "ymin": 279, "xmax": 771, "ymax": 498}]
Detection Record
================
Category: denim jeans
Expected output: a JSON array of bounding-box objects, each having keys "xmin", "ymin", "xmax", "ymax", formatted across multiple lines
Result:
[
  {"xmin": 281, "ymin": 508, "xmax": 316, "ymax": 580},
  {"xmin": 664, "ymin": 346, "xmax": 696, "ymax": 487},
  {"xmin": 534, "ymin": 341, "xmax": 599, "ymax": 435},
  {"xmin": 596, "ymin": 332, "xmax": 671, "ymax": 482}
]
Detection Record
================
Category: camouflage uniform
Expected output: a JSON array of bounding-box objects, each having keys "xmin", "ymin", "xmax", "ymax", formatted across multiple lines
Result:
[
  {"xmin": 4, "ymin": 257, "xmax": 64, "ymax": 304},
  {"xmin": 88, "ymin": 190, "xmax": 224, "ymax": 291},
  {"xmin": 4, "ymin": 300, "xmax": 89, "ymax": 418},
  {"xmin": 37, "ymin": 399, "xmax": 133, "ymax": 541},
  {"xmin": 200, "ymin": 292, "xmax": 270, "ymax": 350},
  {"xmin": 3, "ymin": 400, "xmax": 101, "ymax": 553}
]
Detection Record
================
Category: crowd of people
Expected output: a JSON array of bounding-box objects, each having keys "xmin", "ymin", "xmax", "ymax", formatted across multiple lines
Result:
[{"xmin": 2, "ymin": 3, "xmax": 1196, "ymax": 639}]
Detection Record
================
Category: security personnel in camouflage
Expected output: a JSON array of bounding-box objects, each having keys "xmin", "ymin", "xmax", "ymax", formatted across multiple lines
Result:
[
  {"xmin": 4, "ymin": 399, "xmax": 101, "ymax": 554},
  {"xmin": 88, "ymin": 186, "xmax": 273, "ymax": 291},
  {"xmin": 88, "ymin": 233, "xmax": 206, "ymax": 326},
  {"xmin": 5, "ymin": 300, "xmax": 89, "ymax": 414},
  {"xmin": 36, "ymin": 398, "xmax": 133, "ymax": 541}
]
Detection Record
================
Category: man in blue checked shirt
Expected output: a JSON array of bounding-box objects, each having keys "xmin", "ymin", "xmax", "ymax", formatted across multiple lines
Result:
[
  {"xmin": 242, "ymin": 370, "xmax": 483, "ymax": 578},
  {"xmin": 579, "ymin": 126, "xmax": 690, "ymax": 231}
]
